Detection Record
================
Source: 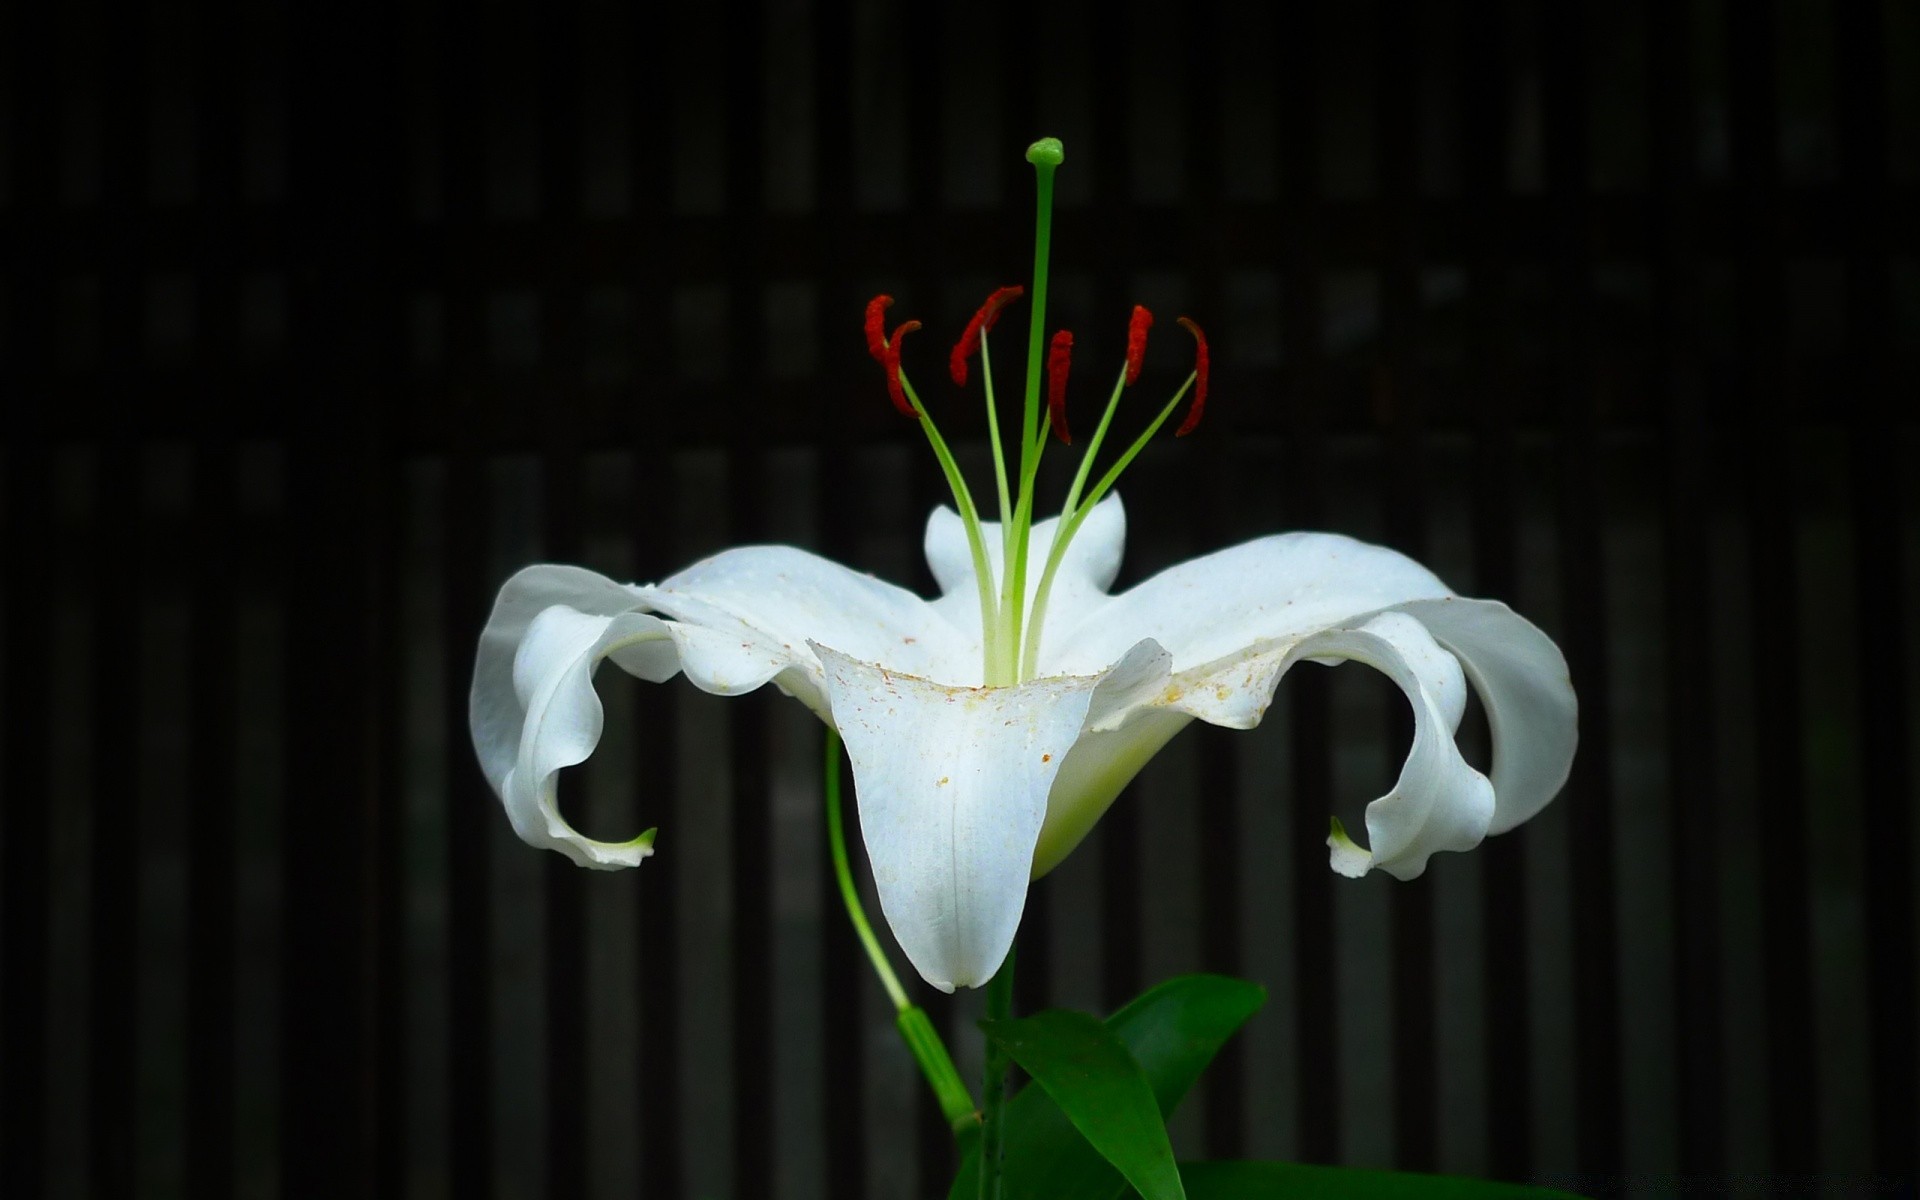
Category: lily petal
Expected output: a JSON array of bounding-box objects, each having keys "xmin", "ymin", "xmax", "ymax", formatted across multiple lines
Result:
[
  {"xmin": 1392, "ymin": 597, "xmax": 1578, "ymax": 835},
  {"xmin": 817, "ymin": 637, "xmax": 1171, "ymax": 991},
  {"xmin": 639, "ymin": 544, "xmax": 976, "ymax": 700},
  {"xmin": 1043, "ymin": 531, "xmax": 1454, "ymax": 677},
  {"xmin": 473, "ymin": 554, "xmax": 973, "ymax": 869},
  {"xmin": 1034, "ymin": 533, "xmax": 1572, "ymax": 878},
  {"xmin": 925, "ymin": 495, "xmax": 1127, "ymax": 645},
  {"xmin": 471, "ymin": 565, "xmax": 680, "ymax": 868},
  {"xmin": 1029, "ymin": 611, "xmax": 1487, "ymax": 880},
  {"xmin": 1289, "ymin": 612, "xmax": 1493, "ymax": 879}
]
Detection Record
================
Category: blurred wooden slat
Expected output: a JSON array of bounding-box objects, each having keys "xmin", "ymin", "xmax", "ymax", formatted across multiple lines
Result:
[
  {"xmin": 538, "ymin": 1, "xmax": 590, "ymax": 1193},
  {"xmin": 1834, "ymin": 0, "xmax": 1917, "ymax": 1185},
  {"xmin": 1376, "ymin": 1, "xmax": 1437, "ymax": 1174},
  {"xmin": 277, "ymin": 5, "xmax": 399, "ymax": 1193},
  {"xmin": 87, "ymin": 3, "xmax": 150, "ymax": 1194},
  {"xmin": 1540, "ymin": 3, "xmax": 1626, "ymax": 1187},
  {"xmin": 1726, "ymin": 1, "xmax": 1820, "ymax": 1178},
  {"xmin": 1457, "ymin": 0, "xmax": 1533, "ymax": 1180},
  {"xmin": 1275, "ymin": 1, "xmax": 1341, "ymax": 1167},
  {"xmin": 440, "ymin": 0, "xmax": 497, "ymax": 1186},
  {"xmin": 722, "ymin": 3, "xmax": 776, "ymax": 1194},
  {"xmin": 1185, "ymin": 0, "xmax": 1247, "ymax": 1164},
  {"xmin": 1647, "ymin": 0, "xmax": 1727, "ymax": 1179},
  {"xmin": 184, "ymin": 0, "xmax": 246, "ymax": 1194}
]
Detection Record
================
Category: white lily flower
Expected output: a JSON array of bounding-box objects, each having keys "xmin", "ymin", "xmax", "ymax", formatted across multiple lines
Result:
[
  {"xmin": 469, "ymin": 493, "xmax": 1574, "ymax": 992},
  {"xmin": 468, "ymin": 137, "xmax": 1575, "ymax": 992}
]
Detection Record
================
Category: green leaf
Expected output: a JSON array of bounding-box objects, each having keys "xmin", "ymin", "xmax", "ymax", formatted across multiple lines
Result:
[
  {"xmin": 1178, "ymin": 1161, "xmax": 1588, "ymax": 1199},
  {"xmin": 981, "ymin": 1009, "xmax": 1186, "ymax": 1200},
  {"xmin": 950, "ymin": 974, "xmax": 1267, "ymax": 1200}
]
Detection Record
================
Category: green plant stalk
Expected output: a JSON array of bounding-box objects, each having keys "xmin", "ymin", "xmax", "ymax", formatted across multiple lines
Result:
[
  {"xmin": 823, "ymin": 729, "xmax": 977, "ymax": 1134},
  {"xmin": 977, "ymin": 947, "xmax": 1018, "ymax": 1200}
]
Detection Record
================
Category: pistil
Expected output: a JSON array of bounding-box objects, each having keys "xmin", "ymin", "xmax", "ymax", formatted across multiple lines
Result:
[{"xmin": 863, "ymin": 136, "xmax": 1213, "ymax": 687}]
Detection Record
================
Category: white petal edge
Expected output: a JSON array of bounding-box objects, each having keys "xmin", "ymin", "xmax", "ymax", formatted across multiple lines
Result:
[
  {"xmin": 817, "ymin": 637, "xmax": 1171, "ymax": 991},
  {"xmin": 1393, "ymin": 597, "xmax": 1577, "ymax": 834},
  {"xmin": 1042, "ymin": 530, "xmax": 1454, "ymax": 678},
  {"xmin": 1030, "ymin": 609, "xmax": 1499, "ymax": 881},
  {"xmin": 473, "ymin": 562, "xmax": 861, "ymax": 868}
]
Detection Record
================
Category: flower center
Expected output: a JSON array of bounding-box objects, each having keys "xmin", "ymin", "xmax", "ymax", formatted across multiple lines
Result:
[{"xmin": 865, "ymin": 137, "xmax": 1211, "ymax": 686}]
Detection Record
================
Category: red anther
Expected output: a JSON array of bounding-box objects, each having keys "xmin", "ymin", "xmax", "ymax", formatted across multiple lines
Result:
[
  {"xmin": 1174, "ymin": 317, "xmax": 1209, "ymax": 437},
  {"xmin": 1124, "ymin": 305, "xmax": 1153, "ymax": 386},
  {"xmin": 1047, "ymin": 329, "xmax": 1074, "ymax": 445},
  {"xmin": 864, "ymin": 295, "xmax": 894, "ymax": 363},
  {"xmin": 883, "ymin": 319, "xmax": 922, "ymax": 419},
  {"xmin": 949, "ymin": 285, "xmax": 1026, "ymax": 387}
]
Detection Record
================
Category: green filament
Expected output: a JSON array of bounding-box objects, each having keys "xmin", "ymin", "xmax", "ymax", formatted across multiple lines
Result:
[{"xmin": 895, "ymin": 134, "xmax": 1202, "ymax": 687}]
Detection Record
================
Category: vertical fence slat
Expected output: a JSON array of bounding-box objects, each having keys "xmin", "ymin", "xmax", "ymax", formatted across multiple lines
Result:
[
  {"xmin": 1835, "ymin": 0, "xmax": 1917, "ymax": 1184},
  {"xmin": 1540, "ymin": 4, "xmax": 1626, "ymax": 1186},
  {"xmin": 1457, "ymin": 0, "xmax": 1532, "ymax": 1179},
  {"xmin": 1726, "ymin": 1, "xmax": 1820, "ymax": 1178},
  {"xmin": 184, "ymin": 0, "xmax": 245, "ymax": 1192},
  {"xmin": 538, "ymin": 3, "xmax": 590, "ymax": 1194},
  {"xmin": 1647, "ymin": 0, "xmax": 1727, "ymax": 1179},
  {"xmin": 625, "ymin": 13, "xmax": 684, "ymax": 1192},
  {"xmin": 1275, "ymin": 1, "xmax": 1340, "ymax": 1165},
  {"xmin": 89, "ymin": 4, "xmax": 149, "ymax": 1193},
  {"xmin": 279, "ymin": 6, "xmax": 396, "ymax": 1191},
  {"xmin": 1375, "ymin": 0, "xmax": 1438, "ymax": 1174},
  {"xmin": 724, "ymin": 5, "xmax": 776, "ymax": 1192},
  {"xmin": 1183, "ymin": 0, "xmax": 1246, "ymax": 1163},
  {"xmin": 810, "ymin": 3, "xmax": 865, "ymax": 1192},
  {"xmin": 439, "ymin": 0, "xmax": 496, "ymax": 1189},
  {"xmin": 0, "ymin": 15, "xmax": 54, "ymax": 1154}
]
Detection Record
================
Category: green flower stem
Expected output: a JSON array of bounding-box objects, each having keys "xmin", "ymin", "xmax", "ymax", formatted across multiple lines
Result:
[
  {"xmin": 823, "ymin": 729, "xmax": 978, "ymax": 1134},
  {"xmin": 976, "ymin": 947, "xmax": 1018, "ymax": 1200}
]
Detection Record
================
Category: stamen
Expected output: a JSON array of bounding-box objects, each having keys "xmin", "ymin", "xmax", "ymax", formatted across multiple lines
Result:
[
  {"xmin": 1174, "ymin": 316, "xmax": 1209, "ymax": 436},
  {"xmin": 1124, "ymin": 305, "xmax": 1153, "ymax": 386},
  {"xmin": 864, "ymin": 294, "xmax": 894, "ymax": 363},
  {"xmin": 884, "ymin": 319, "xmax": 922, "ymax": 419},
  {"xmin": 949, "ymin": 285, "xmax": 1025, "ymax": 387},
  {"xmin": 1046, "ymin": 330, "xmax": 1074, "ymax": 445}
]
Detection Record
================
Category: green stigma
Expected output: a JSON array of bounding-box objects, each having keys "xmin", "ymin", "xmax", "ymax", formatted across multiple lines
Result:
[{"xmin": 865, "ymin": 137, "xmax": 1210, "ymax": 686}]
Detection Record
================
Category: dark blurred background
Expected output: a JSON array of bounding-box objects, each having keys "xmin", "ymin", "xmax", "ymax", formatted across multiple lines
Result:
[{"xmin": 3, "ymin": 0, "xmax": 1917, "ymax": 1197}]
